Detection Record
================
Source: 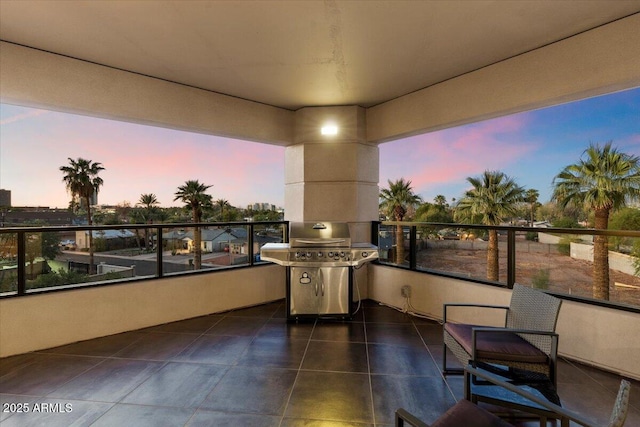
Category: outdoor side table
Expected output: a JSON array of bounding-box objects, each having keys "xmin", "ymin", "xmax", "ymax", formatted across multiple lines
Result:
[{"xmin": 465, "ymin": 362, "xmax": 562, "ymax": 427}]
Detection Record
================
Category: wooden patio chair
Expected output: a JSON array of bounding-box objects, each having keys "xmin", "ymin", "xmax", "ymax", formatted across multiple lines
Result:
[{"xmin": 443, "ymin": 284, "xmax": 562, "ymax": 385}]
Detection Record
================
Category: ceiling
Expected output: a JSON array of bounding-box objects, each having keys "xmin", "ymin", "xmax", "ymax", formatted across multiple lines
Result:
[{"xmin": 1, "ymin": 1, "xmax": 639, "ymax": 111}]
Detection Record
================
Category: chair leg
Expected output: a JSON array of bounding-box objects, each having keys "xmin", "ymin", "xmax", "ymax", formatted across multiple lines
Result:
[
  {"xmin": 442, "ymin": 343, "xmax": 464, "ymax": 376},
  {"xmin": 396, "ymin": 409, "xmax": 429, "ymax": 427},
  {"xmin": 442, "ymin": 342, "xmax": 447, "ymax": 373}
]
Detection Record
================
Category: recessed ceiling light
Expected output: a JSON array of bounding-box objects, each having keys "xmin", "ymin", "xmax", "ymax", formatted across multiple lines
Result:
[{"xmin": 321, "ymin": 124, "xmax": 338, "ymax": 136}]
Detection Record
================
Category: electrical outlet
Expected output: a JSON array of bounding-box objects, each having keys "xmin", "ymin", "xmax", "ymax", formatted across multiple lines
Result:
[{"xmin": 401, "ymin": 285, "xmax": 411, "ymax": 298}]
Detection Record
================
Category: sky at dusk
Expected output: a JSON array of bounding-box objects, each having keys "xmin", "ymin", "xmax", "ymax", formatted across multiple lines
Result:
[
  {"xmin": 1, "ymin": 87, "xmax": 639, "ymax": 210},
  {"xmin": 381, "ymin": 87, "xmax": 639, "ymax": 205}
]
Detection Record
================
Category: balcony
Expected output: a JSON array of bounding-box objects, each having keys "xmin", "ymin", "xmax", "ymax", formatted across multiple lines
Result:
[
  {"xmin": 1, "ymin": 221, "xmax": 639, "ymax": 425},
  {"xmin": 1, "ymin": 299, "xmax": 638, "ymax": 426},
  {"xmin": 1, "ymin": 4, "xmax": 639, "ymax": 425}
]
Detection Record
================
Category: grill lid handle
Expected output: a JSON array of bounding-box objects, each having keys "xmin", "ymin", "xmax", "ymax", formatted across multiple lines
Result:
[
  {"xmin": 294, "ymin": 238, "xmax": 346, "ymax": 245},
  {"xmin": 312, "ymin": 223, "xmax": 327, "ymax": 229}
]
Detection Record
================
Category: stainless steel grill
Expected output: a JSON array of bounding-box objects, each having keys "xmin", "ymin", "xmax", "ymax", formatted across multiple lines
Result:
[
  {"xmin": 260, "ymin": 222, "xmax": 378, "ymax": 320},
  {"xmin": 260, "ymin": 222, "xmax": 378, "ymax": 268}
]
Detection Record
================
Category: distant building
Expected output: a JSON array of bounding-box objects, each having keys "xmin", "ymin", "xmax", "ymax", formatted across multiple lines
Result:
[
  {"xmin": 76, "ymin": 192, "xmax": 98, "ymax": 209},
  {"xmin": 163, "ymin": 228, "xmax": 248, "ymax": 253},
  {"xmin": 533, "ymin": 221, "xmax": 552, "ymax": 228},
  {"xmin": 2, "ymin": 207, "xmax": 78, "ymax": 226},
  {"xmin": 248, "ymin": 202, "xmax": 275, "ymax": 211},
  {"xmin": 75, "ymin": 229, "xmax": 137, "ymax": 250},
  {"xmin": 0, "ymin": 189, "xmax": 11, "ymax": 207}
]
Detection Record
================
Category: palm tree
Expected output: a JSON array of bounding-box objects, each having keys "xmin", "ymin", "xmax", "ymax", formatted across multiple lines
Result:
[
  {"xmin": 433, "ymin": 195, "xmax": 447, "ymax": 207},
  {"xmin": 455, "ymin": 171, "xmax": 524, "ymax": 281},
  {"xmin": 379, "ymin": 178, "xmax": 422, "ymax": 264},
  {"xmin": 216, "ymin": 198, "xmax": 230, "ymax": 221},
  {"xmin": 524, "ymin": 188, "xmax": 540, "ymax": 226},
  {"xmin": 552, "ymin": 142, "xmax": 640, "ymax": 300},
  {"xmin": 137, "ymin": 193, "xmax": 159, "ymax": 252},
  {"xmin": 60, "ymin": 157, "xmax": 104, "ymax": 274},
  {"xmin": 174, "ymin": 180, "xmax": 213, "ymax": 269}
]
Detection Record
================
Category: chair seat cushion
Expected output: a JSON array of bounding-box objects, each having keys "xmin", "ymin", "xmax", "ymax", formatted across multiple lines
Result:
[
  {"xmin": 445, "ymin": 323, "xmax": 548, "ymax": 363},
  {"xmin": 431, "ymin": 399, "xmax": 513, "ymax": 427}
]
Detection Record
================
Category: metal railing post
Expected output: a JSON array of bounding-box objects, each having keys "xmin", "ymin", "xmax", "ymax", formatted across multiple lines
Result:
[
  {"xmin": 17, "ymin": 230, "xmax": 26, "ymax": 295},
  {"xmin": 156, "ymin": 227, "xmax": 163, "ymax": 278},
  {"xmin": 248, "ymin": 223, "xmax": 255, "ymax": 266},
  {"xmin": 507, "ymin": 229, "xmax": 516, "ymax": 289},
  {"xmin": 371, "ymin": 221, "xmax": 380, "ymax": 247},
  {"xmin": 409, "ymin": 225, "xmax": 417, "ymax": 270}
]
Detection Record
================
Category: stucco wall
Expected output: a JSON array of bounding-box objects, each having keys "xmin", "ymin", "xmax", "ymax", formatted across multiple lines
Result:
[
  {"xmin": 3, "ymin": 15, "xmax": 639, "ymax": 149},
  {"xmin": 0, "ymin": 266, "xmax": 285, "ymax": 357},
  {"xmin": 571, "ymin": 242, "xmax": 638, "ymax": 277},
  {"xmin": 369, "ymin": 264, "xmax": 640, "ymax": 380},
  {"xmin": 0, "ymin": 41, "xmax": 294, "ymax": 146},
  {"xmin": 366, "ymin": 14, "xmax": 640, "ymax": 143}
]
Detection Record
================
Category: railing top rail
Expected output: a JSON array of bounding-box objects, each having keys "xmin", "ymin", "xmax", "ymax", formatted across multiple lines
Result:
[
  {"xmin": 0, "ymin": 220, "xmax": 289, "ymax": 234},
  {"xmin": 378, "ymin": 221, "xmax": 640, "ymax": 238}
]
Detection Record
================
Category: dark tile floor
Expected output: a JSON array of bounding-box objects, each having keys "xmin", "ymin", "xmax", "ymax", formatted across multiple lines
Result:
[{"xmin": 1, "ymin": 299, "xmax": 638, "ymax": 426}]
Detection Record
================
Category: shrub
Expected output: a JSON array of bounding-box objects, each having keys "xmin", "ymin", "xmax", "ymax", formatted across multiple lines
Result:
[
  {"xmin": 552, "ymin": 217, "xmax": 582, "ymax": 229},
  {"xmin": 632, "ymin": 240, "xmax": 640, "ymax": 277},
  {"xmin": 28, "ymin": 268, "xmax": 89, "ymax": 289},
  {"xmin": 532, "ymin": 269, "xmax": 550, "ymax": 290},
  {"xmin": 557, "ymin": 237, "xmax": 572, "ymax": 256}
]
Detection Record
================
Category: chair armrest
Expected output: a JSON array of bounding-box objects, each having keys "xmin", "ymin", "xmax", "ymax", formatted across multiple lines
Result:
[
  {"xmin": 395, "ymin": 408, "xmax": 430, "ymax": 427},
  {"xmin": 471, "ymin": 327, "xmax": 559, "ymax": 356},
  {"xmin": 443, "ymin": 303, "xmax": 509, "ymax": 323},
  {"xmin": 471, "ymin": 327, "xmax": 559, "ymax": 337},
  {"xmin": 464, "ymin": 366, "xmax": 595, "ymax": 427}
]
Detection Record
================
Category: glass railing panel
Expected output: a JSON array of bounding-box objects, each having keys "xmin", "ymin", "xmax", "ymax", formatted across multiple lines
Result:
[
  {"xmin": 377, "ymin": 223, "xmax": 410, "ymax": 267},
  {"xmin": 377, "ymin": 223, "xmax": 393, "ymax": 263},
  {"xmin": 27, "ymin": 229, "xmax": 83, "ymax": 291},
  {"xmin": 515, "ymin": 231, "xmax": 640, "ymax": 308},
  {"xmin": 162, "ymin": 226, "xmax": 209, "ymax": 273},
  {"xmin": 253, "ymin": 222, "xmax": 286, "ymax": 264},
  {"xmin": 222, "ymin": 225, "xmax": 250, "ymax": 267},
  {"xmin": 0, "ymin": 231, "xmax": 18, "ymax": 295},
  {"xmin": 20, "ymin": 227, "xmax": 157, "ymax": 292},
  {"xmin": 608, "ymin": 234, "xmax": 640, "ymax": 307},
  {"xmin": 162, "ymin": 224, "xmax": 253, "ymax": 271},
  {"xmin": 1, "ymin": 221, "xmax": 288, "ymax": 297},
  {"xmin": 415, "ymin": 226, "xmax": 507, "ymax": 284},
  {"xmin": 88, "ymin": 227, "xmax": 158, "ymax": 282},
  {"xmin": 515, "ymin": 231, "xmax": 590, "ymax": 295}
]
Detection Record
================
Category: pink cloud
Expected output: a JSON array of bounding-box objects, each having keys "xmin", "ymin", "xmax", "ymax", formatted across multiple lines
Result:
[
  {"xmin": 2, "ymin": 107, "xmax": 285, "ymax": 208},
  {"xmin": 380, "ymin": 113, "xmax": 538, "ymax": 196}
]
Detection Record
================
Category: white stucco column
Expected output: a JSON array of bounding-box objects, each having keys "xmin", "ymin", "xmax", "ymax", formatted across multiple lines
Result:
[{"xmin": 284, "ymin": 106, "xmax": 379, "ymax": 243}]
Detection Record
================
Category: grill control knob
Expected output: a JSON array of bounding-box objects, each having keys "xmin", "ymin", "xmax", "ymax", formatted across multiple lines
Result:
[
  {"xmin": 362, "ymin": 252, "xmax": 368, "ymax": 257},
  {"xmin": 328, "ymin": 251, "xmax": 334, "ymax": 257},
  {"xmin": 306, "ymin": 252, "xmax": 312, "ymax": 258},
  {"xmin": 295, "ymin": 252, "xmax": 302, "ymax": 258},
  {"xmin": 317, "ymin": 252, "xmax": 324, "ymax": 258},
  {"xmin": 339, "ymin": 251, "xmax": 345, "ymax": 258}
]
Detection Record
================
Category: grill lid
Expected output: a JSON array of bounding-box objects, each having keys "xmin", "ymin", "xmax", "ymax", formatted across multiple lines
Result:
[
  {"xmin": 289, "ymin": 222, "xmax": 351, "ymax": 248},
  {"xmin": 260, "ymin": 221, "xmax": 378, "ymax": 267}
]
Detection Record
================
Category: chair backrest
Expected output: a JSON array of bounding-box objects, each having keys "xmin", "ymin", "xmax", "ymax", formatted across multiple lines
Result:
[
  {"xmin": 607, "ymin": 380, "xmax": 631, "ymax": 427},
  {"xmin": 506, "ymin": 284, "xmax": 562, "ymax": 353}
]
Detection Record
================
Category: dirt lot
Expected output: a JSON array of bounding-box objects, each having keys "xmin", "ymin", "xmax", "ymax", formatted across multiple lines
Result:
[{"xmin": 416, "ymin": 246, "xmax": 640, "ymax": 307}]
